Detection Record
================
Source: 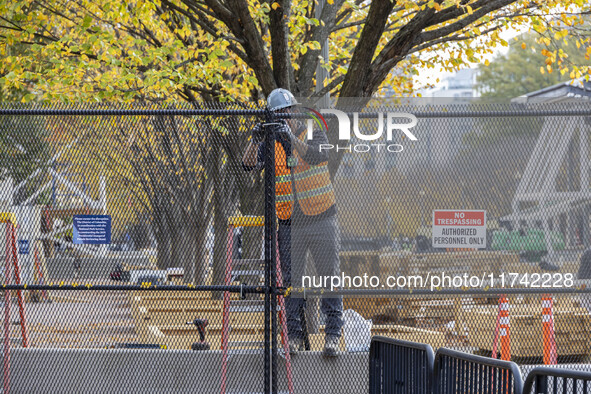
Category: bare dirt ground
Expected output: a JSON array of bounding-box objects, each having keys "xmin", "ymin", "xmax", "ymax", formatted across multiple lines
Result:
[{"xmin": 6, "ymin": 288, "xmax": 139, "ymax": 349}]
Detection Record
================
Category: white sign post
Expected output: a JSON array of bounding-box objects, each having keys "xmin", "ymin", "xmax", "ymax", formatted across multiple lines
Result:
[{"xmin": 432, "ymin": 210, "xmax": 487, "ymax": 249}]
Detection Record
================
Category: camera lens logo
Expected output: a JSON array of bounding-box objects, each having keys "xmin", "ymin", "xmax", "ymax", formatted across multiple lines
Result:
[
  {"xmin": 303, "ymin": 108, "xmax": 418, "ymax": 153},
  {"xmin": 303, "ymin": 107, "xmax": 328, "ymax": 133}
]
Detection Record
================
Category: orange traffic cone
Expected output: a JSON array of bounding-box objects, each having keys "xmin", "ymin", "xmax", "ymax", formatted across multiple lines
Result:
[{"xmin": 542, "ymin": 295, "xmax": 557, "ymax": 365}]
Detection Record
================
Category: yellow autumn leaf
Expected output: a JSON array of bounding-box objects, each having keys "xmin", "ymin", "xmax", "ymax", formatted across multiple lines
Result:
[
  {"xmin": 521, "ymin": 42, "xmax": 526, "ymax": 49},
  {"xmin": 272, "ymin": 2, "xmax": 280, "ymax": 10}
]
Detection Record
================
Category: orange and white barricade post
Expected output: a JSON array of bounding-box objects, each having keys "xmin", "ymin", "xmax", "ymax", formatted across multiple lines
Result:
[
  {"xmin": 498, "ymin": 295, "xmax": 511, "ymax": 361},
  {"xmin": 492, "ymin": 295, "xmax": 511, "ymax": 361},
  {"xmin": 541, "ymin": 294, "xmax": 557, "ymax": 365},
  {"xmin": 491, "ymin": 295, "xmax": 511, "ymax": 393},
  {"xmin": 491, "ymin": 302, "xmax": 501, "ymax": 359}
]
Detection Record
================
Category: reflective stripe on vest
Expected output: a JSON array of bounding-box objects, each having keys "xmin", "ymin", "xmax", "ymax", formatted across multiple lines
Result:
[
  {"xmin": 293, "ymin": 166, "xmax": 327, "ymax": 181},
  {"xmin": 274, "ymin": 132, "xmax": 335, "ymax": 219},
  {"xmin": 276, "ymin": 173, "xmax": 291, "ymax": 184},
  {"xmin": 276, "ymin": 179, "xmax": 334, "ymax": 203}
]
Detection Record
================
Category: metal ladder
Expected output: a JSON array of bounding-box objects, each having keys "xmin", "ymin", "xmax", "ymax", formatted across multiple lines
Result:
[
  {"xmin": 220, "ymin": 216, "xmax": 293, "ymax": 394},
  {"xmin": 1, "ymin": 213, "xmax": 29, "ymax": 394}
]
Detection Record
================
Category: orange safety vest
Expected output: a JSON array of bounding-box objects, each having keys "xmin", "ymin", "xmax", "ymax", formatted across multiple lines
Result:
[{"xmin": 275, "ymin": 129, "xmax": 336, "ymax": 220}]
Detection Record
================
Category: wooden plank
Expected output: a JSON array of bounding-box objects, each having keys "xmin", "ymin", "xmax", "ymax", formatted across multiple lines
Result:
[
  {"xmin": 131, "ymin": 290, "xmax": 220, "ymax": 302},
  {"xmin": 467, "ymin": 304, "xmax": 591, "ymax": 358},
  {"xmin": 370, "ymin": 324, "xmax": 446, "ymax": 349}
]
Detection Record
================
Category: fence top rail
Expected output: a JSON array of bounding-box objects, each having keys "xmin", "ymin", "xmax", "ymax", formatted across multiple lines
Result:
[
  {"xmin": 370, "ymin": 335, "xmax": 435, "ymax": 360},
  {"xmin": 4, "ymin": 284, "xmax": 590, "ymax": 294},
  {"xmin": 434, "ymin": 348, "xmax": 524, "ymax": 393},
  {"xmin": 0, "ymin": 108, "xmax": 269, "ymax": 117},
  {"xmin": 290, "ymin": 287, "xmax": 591, "ymax": 296},
  {"xmin": 0, "ymin": 284, "xmax": 265, "ymax": 292},
  {"xmin": 1, "ymin": 106, "xmax": 590, "ymax": 118},
  {"xmin": 523, "ymin": 366, "xmax": 591, "ymax": 389},
  {"xmin": 435, "ymin": 348, "xmax": 523, "ymax": 376}
]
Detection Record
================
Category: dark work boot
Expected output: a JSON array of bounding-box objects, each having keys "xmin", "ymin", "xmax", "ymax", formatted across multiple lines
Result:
[
  {"xmin": 322, "ymin": 335, "xmax": 340, "ymax": 358},
  {"xmin": 289, "ymin": 337, "xmax": 304, "ymax": 355}
]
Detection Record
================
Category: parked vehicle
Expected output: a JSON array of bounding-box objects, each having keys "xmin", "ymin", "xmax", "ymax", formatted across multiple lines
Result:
[{"xmin": 491, "ymin": 228, "xmax": 565, "ymax": 261}]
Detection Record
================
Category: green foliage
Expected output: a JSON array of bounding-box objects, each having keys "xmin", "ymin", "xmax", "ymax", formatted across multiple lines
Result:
[
  {"xmin": 0, "ymin": 0, "xmax": 589, "ymax": 102},
  {"xmin": 476, "ymin": 32, "xmax": 590, "ymax": 99}
]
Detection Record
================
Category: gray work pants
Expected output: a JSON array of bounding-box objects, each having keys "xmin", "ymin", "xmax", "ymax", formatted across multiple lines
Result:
[{"xmin": 278, "ymin": 215, "xmax": 343, "ymax": 339}]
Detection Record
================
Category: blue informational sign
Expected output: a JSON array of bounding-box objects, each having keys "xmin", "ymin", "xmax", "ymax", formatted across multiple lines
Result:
[
  {"xmin": 18, "ymin": 240, "xmax": 29, "ymax": 255},
  {"xmin": 73, "ymin": 215, "xmax": 111, "ymax": 245}
]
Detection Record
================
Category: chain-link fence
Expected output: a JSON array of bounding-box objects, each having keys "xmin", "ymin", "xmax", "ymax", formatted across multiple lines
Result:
[{"xmin": 0, "ymin": 101, "xmax": 590, "ymax": 393}]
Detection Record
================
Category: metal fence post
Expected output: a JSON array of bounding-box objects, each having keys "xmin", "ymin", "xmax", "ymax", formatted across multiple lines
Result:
[{"xmin": 263, "ymin": 110, "xmax": 278, "ymax": 394}]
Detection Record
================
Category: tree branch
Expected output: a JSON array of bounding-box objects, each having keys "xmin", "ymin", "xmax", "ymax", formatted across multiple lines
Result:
[
  {"xmin": 296, "ymin": 0, "xmax": 345, "ymax": 96},
  {"xmin": 339, "ymin": 0, "xmax": 396, "ymax": 97},
  {"xmin": 269, "ymin": 0, "xmax": 292, "ymax": 89},
  {"xmin": 419, "ymin": 0, "xmax": 521, "ymax": 44},
  {"xmin": 311, "ymin": 74, "xmax": 345, "ymax": 98},
  {"xmin": 365, "ymin": 0, "xmax": 519, "ymax": 95},
  {"xmin": 162, "ymin": 0, "xmax": 249, "ymax": 62},
  {"xmin": 409, "ymin": 25, "xmax": 502, "ymax": 55},
  {"xmin": 196, "ymin": 0, "xmax": 277, "ymax": 94}
]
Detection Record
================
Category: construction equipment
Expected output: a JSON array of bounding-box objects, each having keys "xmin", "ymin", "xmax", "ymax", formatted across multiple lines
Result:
[
  {"xmin": 220, "ymin": 216, "xmax": 293, "ymax": 394},
  {"xmin": 491, "ymin": 228, "xmax": 565, "ymax": 262}
]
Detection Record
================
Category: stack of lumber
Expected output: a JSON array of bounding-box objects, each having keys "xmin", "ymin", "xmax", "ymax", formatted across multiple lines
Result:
[
  {"xmin": 127, "ymin": 290, "xmax": 445, "ymax": 351},
  {"xmin": 370, "ymin": 324, "xmax": 446, "ymax": 349},
  {"xmin": 341, "ymin": 251, "xmax": 519, "ymax": 327},
  {"xmin": 397, "ymin": 251, "xmax": 519, "ymax": 277},
  {"xmin": 466, "ymin": 297, "xmax": 591, "ymax": 359},
  {"xmin": 129, "ymin": 291, "xmax": 227, "ymax": 343}
]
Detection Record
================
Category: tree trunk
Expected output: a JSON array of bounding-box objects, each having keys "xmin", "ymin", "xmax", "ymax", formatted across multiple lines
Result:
[
  {"xmin": 154, "ymin": 221, "xmax": 172, "ymax": 269},
  {"xmin": 212, "ymin": 193, "xmax": 228, "ymax": 298},
  {"xmin": 193, "ymin": 221, "xmax": 209, "ymax": 285}
]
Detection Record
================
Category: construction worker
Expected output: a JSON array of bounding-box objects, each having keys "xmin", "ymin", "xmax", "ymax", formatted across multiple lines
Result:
[{"xmin": 242, "ymin": 88, "xmax": 343, "ymax": 357}]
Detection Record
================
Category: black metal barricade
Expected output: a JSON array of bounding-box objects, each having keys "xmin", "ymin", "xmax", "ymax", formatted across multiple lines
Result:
[
  {"xmin": 523, "ymin": 367, "xmax": 591, "ymax": 394},
  {"xmin": 434, "ymin": 348, "xmax": 523, "ymax": 394},
  {"xmin": 369, "ymin": 336, "xmax": 435, "ymax": 394}
]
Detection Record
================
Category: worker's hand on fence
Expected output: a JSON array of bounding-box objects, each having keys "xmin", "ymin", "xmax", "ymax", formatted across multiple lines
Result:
[
  {"xmin": 251, "ymin": 123, "xmax": 265, "ymax": 144},
  {"xmin": 275, "ymin": 123, "xmax": 296, "ymax": 143}
]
